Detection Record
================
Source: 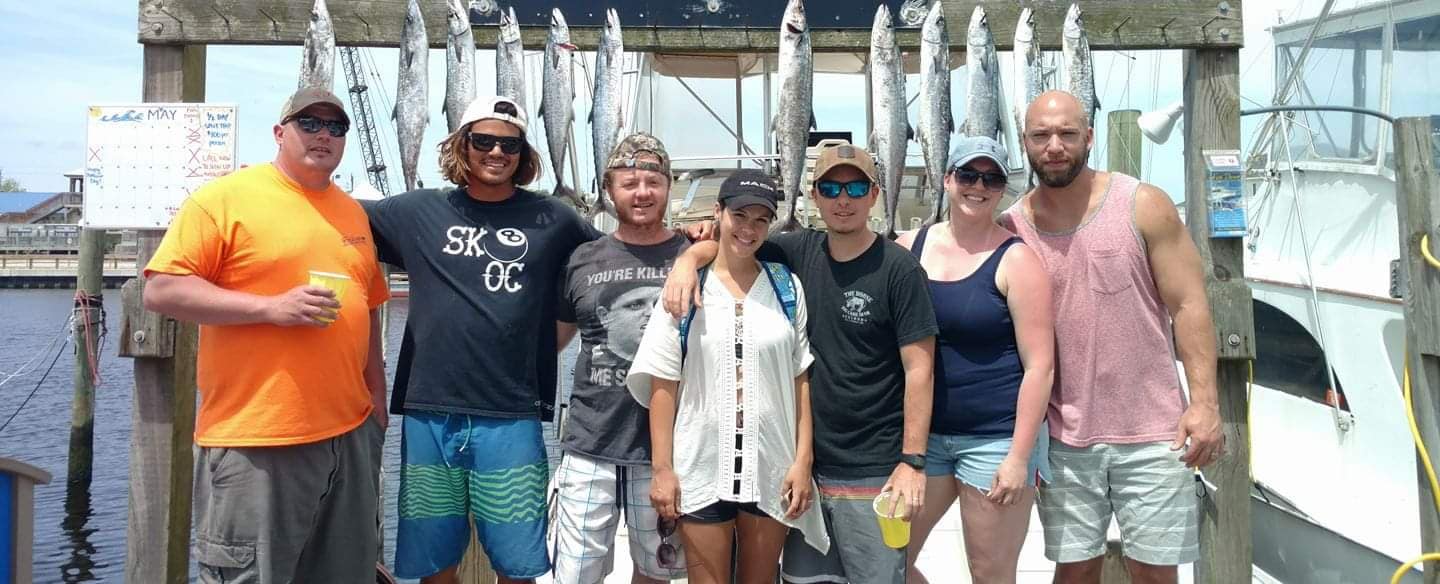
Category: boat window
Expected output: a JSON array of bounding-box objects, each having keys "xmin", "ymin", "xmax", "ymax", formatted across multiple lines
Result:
[
  {"xmin": 1273, "ymin": 13, "xmax": 1440, "ymax": 169},
  {"xmin": 1253, "ymin": 300, "xmax": 1349, "ymax": 411},
  {"xmin": 1275, "ymin": 27, "xmax": 1386, "ymax": 165}
]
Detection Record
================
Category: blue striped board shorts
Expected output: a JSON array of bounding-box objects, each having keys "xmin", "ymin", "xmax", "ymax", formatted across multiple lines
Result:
[{"xmin": 394, "ymin": 412, "xmax": 550, "ymax": 580}]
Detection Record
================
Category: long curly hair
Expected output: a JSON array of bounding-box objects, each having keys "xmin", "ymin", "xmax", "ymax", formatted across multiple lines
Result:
[{"xmin": 437, "ymin": 125, "xmax": 541, "ymax": 187}]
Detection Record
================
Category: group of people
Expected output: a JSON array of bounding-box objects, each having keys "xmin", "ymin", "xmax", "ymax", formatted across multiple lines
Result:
[{"xmin": 142, "ymin": 83, "xmax": 1224, "ymax": 584}]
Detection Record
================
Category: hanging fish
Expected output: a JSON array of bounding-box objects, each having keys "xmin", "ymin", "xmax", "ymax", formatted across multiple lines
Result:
[
  {"xmin": 298, "ymin": 0, "xmax": 335, "ymax": 90},
  {"xmin": 588, "ymin": 9, "xmax": 624, "ymax": 218},
  {"xmin": 774, "ymin": 0, "xmax": 814, "ymax": 232},
  {"xmin": 869, "ymin": 5, "xmax": 909, "ymax": 240},
  {"xmin": 496, "ymin": 7, "xmax": 527, "ymax": 114},
  {"xmin": 443, "ymin": 0, "xmax": 476, "ymax": 133},
  {"xmin": 917, "ymin": 3, "xmax": 953, "ymax": 225},
  {"xmin": 961, "ymin": 6, "xmax": 1003, "ymax": 141},
  {"xmin": 541, "ymin": 9, "xmax": 582, "ymax": 208},
  {"xmin": 1063, "ymin": 3, "xmax": 1101, "ymax": 127},
  {"xmin": 395, "ymin": 0, "xmax": 429, "ymax": 191}
]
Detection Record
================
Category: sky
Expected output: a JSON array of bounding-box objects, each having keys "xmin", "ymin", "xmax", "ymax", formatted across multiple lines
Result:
[{"xmin": 0, "ymin": 0, "xmax": 1407, "ymax": 206}]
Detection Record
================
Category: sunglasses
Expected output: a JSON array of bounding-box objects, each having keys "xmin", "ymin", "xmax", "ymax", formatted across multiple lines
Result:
[
  {"xmin": 289, "ymin": 115, "xmax": 349, "ymax": 138},
  {"xmin": 468, "ymin": 132, "xmax": 525, "ymax": 155},
  {"xmin": 952, "ymin": 168, "xmax": 1008, "ymax": 192},
  {"xmin": 815, "ymin": 179, "xmax": 872, "ymax": 199},
  {"xmin": 657, "ymin": 517, "xmax": 679, "ymax": 568}
]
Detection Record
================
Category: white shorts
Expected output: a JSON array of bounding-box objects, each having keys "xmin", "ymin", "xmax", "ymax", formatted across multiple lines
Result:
[
  {"xmin": 1038, "ymin": 440, "xmax": 1200, "ymax": 566},
  {"xmin": 549, "ymin": 453, "xmax": 687, "ymax": 582}
]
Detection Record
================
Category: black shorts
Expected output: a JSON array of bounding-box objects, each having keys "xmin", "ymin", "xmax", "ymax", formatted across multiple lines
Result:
[{"xmin": 684, "ymin": 500, "xmax": 770, "ymax": 523}]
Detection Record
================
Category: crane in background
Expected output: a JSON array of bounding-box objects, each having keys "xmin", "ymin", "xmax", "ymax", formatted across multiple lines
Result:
[{"xmin": 339, "ymin": 46, "xmax": 392, "ymax": 196}]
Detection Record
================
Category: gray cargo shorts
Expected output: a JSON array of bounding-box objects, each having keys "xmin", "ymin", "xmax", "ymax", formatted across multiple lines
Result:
[{"xmin": 193, "ymin": 415, "xmax": 384, "ymax": 584}]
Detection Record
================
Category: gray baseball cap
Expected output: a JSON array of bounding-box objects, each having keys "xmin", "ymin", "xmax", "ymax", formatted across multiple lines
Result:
[{"xmin": 946, "ymin": 135, "xmax": 1008, "ymax": 171}]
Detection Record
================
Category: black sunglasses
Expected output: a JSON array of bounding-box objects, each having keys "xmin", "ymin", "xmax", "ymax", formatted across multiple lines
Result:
[
  {"xmin": 952, "ymin": 168, "xmax": 1008, "ymax": 192},
  {"xmin": 468, "ymin": 132, "xmax": 525, "ymax": 155},
  {"xmin": 816, "ymin": 179, "xmax": 871, "ymax": 199},
  {"xmin": 657, "ymin": 517, "xmax": 679, "ymax": 568},
  {"xmin": 288, "ymin": 115, "xmax": 349, "ymax": 137}
]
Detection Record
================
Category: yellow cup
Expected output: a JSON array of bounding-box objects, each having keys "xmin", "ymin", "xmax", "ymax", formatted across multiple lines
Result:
[
  {"xmin": 307, "ymin": 270, "xmax": 350, "ymax": 322},
  {"xmin": 873, "ymin": 489, "xmax": 910, "ymax": 549}
]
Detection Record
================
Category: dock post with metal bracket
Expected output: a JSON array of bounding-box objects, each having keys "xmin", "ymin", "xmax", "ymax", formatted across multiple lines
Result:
[
  {"xmin": 1184, "ymin": 47, "xmax": 1254, "ymax": 583},
  {"xmin": 1394, "ymin": 115, "xmax": 1440, "ymax": 583}
]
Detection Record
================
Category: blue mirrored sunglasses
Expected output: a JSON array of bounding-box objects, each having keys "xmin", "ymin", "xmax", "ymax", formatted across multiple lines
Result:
[{"xmin": 816, "ymin": 179, "xmax": 871, "ymax": 199}]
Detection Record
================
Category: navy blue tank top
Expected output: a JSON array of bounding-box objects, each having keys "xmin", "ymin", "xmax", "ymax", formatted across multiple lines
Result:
[{"xmin": 911, "ymin": 226, "xmax": 1024, "ymax": 436}]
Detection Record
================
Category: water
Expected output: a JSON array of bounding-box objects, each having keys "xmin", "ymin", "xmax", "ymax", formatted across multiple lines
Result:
[{"xmin": 0, "ymin": 288, "xmax": 575, "ymax": 582}]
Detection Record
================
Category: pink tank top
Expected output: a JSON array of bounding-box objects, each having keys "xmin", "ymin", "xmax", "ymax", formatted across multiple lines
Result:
[{"xmin": 1004, "ymin": 173, "xmax": 1185, "ymax": 447}]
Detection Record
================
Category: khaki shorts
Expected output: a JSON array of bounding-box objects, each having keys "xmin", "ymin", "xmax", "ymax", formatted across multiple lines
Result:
[
  {"xmin": 1037, "ymin": 440, "xmax": 1199, "ymax": 565},
  {"xmin": 193, "ymin": 416, "xmax": 384, "ymax": 584}
]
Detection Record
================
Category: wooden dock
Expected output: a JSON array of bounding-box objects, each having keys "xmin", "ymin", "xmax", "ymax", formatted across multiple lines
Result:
[{"xmin": 0, "ymin": 255, "xmax": 136, "ymax": 289}]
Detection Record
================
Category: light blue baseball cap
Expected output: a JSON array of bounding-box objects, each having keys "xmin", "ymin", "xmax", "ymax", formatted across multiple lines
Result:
[{"xmin": 946, "ymin": 135, "xmax": 1008, "ymax": 172}]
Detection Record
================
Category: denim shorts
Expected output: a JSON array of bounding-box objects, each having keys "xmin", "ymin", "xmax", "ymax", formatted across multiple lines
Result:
[{"xmin": 924, "ymin": 427, "xmax": 1052, "ymax": 491}]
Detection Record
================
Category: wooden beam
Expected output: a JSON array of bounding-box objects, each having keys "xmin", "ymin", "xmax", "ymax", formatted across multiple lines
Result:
[
  {"xmin": 1107, "ymin": 110, "xmax": 1142, "ymax": 178},
  {"xmin": 138, "ymin": 0, "xmax": 1243, "ymax": 51},
  {"xmin": 1394, "ymin": 115, "xmax": 1440, "ymax": 583},
  {"xmin": 124, "ymin": 43, "xmax": 204, "ymax": 584},
  {"xmin": 1182, "ymin": 48, "xmax": 1253, "ymax": 584}
]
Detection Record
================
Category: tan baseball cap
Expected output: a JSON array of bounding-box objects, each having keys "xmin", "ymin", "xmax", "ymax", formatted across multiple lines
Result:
[
  {"xmin": 811, "ymin": 142, "xmax": 878, "ymax": 183},
  {"xmin": 606, "ymin": 132, "xmax": 671, "ymax": 176},
  {"xmin": 279, "ymin": 87, "xmax": 350, "ymax": 124}
]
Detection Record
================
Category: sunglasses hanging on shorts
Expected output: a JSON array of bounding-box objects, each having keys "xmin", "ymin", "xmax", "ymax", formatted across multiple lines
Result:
[
  {"xmin": 468, "ymin": 132, "xmax": 525, "ymax": 155},
  {"xmin": 815, "ymin": 179, "xmax": 872, "ymax": 199},
  {"xmin": 951, "ymin": 168, "xmax": 1009, "ymax": 192},
  {"xmin": 656, "ymin": 517, "xmax": 679, "ymax": 568},
  {"xmin": 288, "ymin": 115, "xmax": 350, "ymax": 138}
]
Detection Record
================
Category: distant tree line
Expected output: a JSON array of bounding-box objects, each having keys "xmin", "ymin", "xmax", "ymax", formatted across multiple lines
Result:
[{"xmin": 0, "ymin": 168, "xmax": 24, "ymax": 192}]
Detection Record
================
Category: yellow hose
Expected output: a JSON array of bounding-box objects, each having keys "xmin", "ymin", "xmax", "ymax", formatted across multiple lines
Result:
[
  {"xmin": 1423, "ymin": 234, "xmax": 1439, "ymax": 269},
  {"xmin": 1391, "ymin": 236, "xmax": 1439, "ymax": 584}
]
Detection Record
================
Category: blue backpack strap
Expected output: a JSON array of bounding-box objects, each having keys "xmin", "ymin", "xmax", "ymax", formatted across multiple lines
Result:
[
  {"xmin": 679, "ymin": 266, "xmax": 710, "ymax": 364},
  {"xmin": 761, "ymin": 262, "xmax": 798, "ymax": 324}
]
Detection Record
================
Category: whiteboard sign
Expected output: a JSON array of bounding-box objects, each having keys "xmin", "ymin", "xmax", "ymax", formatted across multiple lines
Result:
[{"xmin": 83, "ymin": 103, "xmax": 238, "ymax": 228}]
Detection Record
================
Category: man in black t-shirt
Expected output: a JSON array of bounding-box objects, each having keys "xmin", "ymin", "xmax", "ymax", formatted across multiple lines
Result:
[
  {"xmin": 661, "ymin": 144, "xmax": 937, "ymax": 584},
  {"xmin": 551, "ymin": 134, "xmax": 690, "ymax": 583},
  {"xmin": 365, "ymin": 96, "xmax": 599, "ymax": 584}
]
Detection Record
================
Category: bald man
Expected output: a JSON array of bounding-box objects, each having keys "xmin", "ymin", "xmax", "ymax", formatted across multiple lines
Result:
[{"xmin": 999, "ymin": 90, "xmax": 1223, "ymax": 584}]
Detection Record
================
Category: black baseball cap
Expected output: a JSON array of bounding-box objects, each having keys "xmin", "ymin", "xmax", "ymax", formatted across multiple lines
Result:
[{"xmin": 718, "ymin": 169, "xmax": 779, "ymax": 215}]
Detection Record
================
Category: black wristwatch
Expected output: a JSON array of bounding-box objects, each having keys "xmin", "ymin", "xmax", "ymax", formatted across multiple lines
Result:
[{"xmin": 900, "ymin": 453, "xmax": 926, "ymax": 471}]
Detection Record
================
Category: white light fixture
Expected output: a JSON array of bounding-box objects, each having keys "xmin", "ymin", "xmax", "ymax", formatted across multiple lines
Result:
[{"xmin": 1138, "ymin": 101, "xmax": 1185, "ymax": 144}]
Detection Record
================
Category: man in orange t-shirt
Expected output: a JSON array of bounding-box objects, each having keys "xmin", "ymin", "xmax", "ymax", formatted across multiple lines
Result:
[{"xmin": 144, "ymin": 88, "xmax": 390, "ymax": 584}]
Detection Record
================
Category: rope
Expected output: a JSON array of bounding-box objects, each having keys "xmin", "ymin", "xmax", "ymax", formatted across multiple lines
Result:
[
  {"xmin": 1423, "ymin": 234, "xmax": 1439, "ymax": 269},
  {"xmin": 0, "ymin": 312, "xmax": 70, "ymax": 388},
  {"xmin": 0, "ymin": 336, "xmax": 69, "ymax": 435},
  {"xmin": 74, "ymin": 291, "xmax": 106, "ymax": 386}
]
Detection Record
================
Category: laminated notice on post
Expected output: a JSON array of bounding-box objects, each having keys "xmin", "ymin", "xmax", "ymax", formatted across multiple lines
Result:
[
  {"xmin": 1204, "ymin": 149, "xmax": 1245, "ymax": 238},
  {"xmin": 83, "ymin": 104, "xmax": 239, "ymax": 229}
]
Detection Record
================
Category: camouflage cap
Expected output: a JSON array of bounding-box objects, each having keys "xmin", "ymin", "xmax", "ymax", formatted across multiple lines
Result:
[{"xmin": 605, "ymin": 132, "xmax": 671, "ymax": 176}]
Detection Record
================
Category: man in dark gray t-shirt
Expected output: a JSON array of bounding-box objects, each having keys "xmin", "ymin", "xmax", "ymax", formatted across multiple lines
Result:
[{"xmin": 552, "ymin": 133, "xmax": 690, "ymax": 583}]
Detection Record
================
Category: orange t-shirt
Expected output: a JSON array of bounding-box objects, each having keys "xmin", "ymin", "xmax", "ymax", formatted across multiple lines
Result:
[{"xmin": 145, "ymin": 163, "xmax": 390, "ymax": 447}]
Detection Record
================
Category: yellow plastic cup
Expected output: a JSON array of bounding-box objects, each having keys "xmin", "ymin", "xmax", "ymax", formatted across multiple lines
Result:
[
  {"xmin": 873, "ymin": 489, "xmax": 910, "ymax": 549},
  {"xmin": 307, "ymin": 270, "xmax": 350, "ymax": 322}
]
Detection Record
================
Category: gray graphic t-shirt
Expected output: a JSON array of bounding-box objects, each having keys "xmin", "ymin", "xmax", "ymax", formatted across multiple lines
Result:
[{"xmin": 558, "ymin": 233, "xmax": 689, "ymax": 464}]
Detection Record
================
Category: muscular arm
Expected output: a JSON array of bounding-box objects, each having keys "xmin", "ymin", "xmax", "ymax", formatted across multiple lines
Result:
[
  {"xmin": 144, "ymin": 273, "xmax": 337, "ymax": 326},
  {"xmin": 661, "ymin": 240, "xmax": 719, "ymax": 317},
  {"xmin": 1135, "ymin": 184, "xmax": 1223, "ymax": 466}
]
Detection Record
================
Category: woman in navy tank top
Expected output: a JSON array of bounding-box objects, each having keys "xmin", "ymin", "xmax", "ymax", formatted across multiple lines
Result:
[{"xmin": 896, "ymin": 136, "xmax": 1056, "ymax": 583}]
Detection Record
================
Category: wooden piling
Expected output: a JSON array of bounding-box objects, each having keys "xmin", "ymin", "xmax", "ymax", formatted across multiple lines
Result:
[
  {"xmin": 67, "ymin": 228, "xmax": 105, "ymax": 489},
  {"xmin": 123, "ymin": 43, "xmax": 204, "ymax": 584},
  {"xmin": 1107, "ymin": 110, "xmax": 1143, "ymax": 178},
  {"xmin": 1182, "ymin": 48, "xmax": 1254, "ymax": 583},
  {"xmin": 1394, "ymin": 116, "xmax": 1440, "ymax": 583}
]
